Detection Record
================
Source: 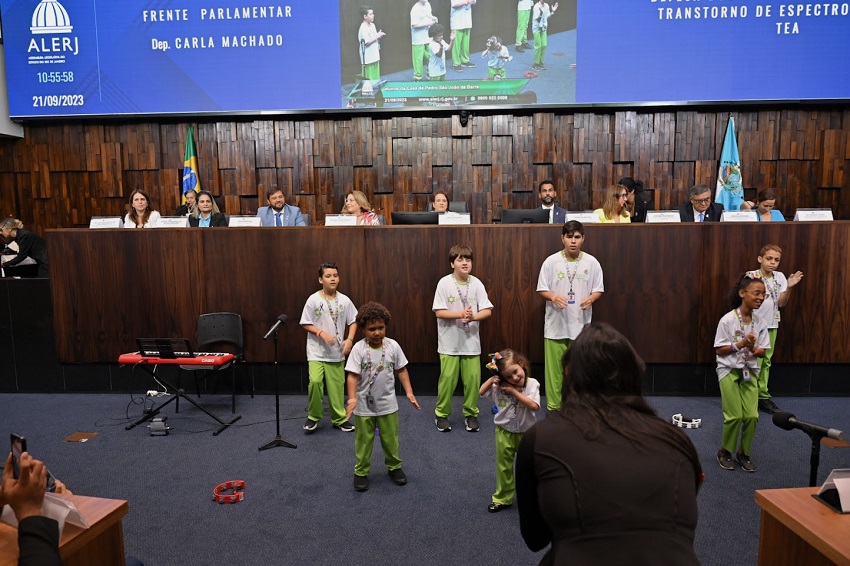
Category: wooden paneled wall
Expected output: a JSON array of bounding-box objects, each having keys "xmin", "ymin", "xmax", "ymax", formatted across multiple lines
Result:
[
  {"xmin": 1, "ymin": 106, "xmax": 848, "ymax": 235},
  {"xmin": 48, "ymin": 224, "xmax": 850, "ymax": 366}
]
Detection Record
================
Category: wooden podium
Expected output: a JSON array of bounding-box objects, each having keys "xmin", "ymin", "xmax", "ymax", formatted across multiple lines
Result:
[
  {"xmin": 755, "ymin": 487, "xmax": 850, "ymax": 566},
  {"xmin": 0, "ymin": 495, "xmax": 128, "ymax": 566}
]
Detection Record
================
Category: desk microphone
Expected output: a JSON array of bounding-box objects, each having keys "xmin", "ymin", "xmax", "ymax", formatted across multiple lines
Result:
[
  {"xmin": 262, "ymin": 314, "xmax": 288, "ymax": 341},
  {"xmin": 772, "ymin": 411, "xmax": 846, "ymax": 441}
]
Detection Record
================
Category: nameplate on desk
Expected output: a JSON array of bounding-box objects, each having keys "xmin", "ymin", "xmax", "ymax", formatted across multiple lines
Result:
[
  {"xmin": 325, "ymin": 214, "xmax": 357, "ymax": 226},
  {"xmin": 153, "ymin": 217, "xmax": 189, "ymax": 228},
  {"xmin": 794, "ymin": 208, "xmax": 834, "ymax": 222},
  {"xmin": 89, "ymin": 217, "xmax": 123, "ymax": 229},
  {"xmin": 565, "ymin": 212, "xmax": 599, "ymax": 223},
  {"xmin": 438, "ymin": 213, "xmax": 471, "ymax": 225},
  {"xmin": 721, "ymin": 211, "xmax": 757, "ymax": 222},
  {"xmin": 228, "ymin": 216, "xmax": 262, "ymax": 227},
  {"xmin": 646, "ymin": 211, "xmax": 682, "ymax": 223},
  {"xmin": 815, "ymin": 468, "xmax": 850, "ymax": 513}
]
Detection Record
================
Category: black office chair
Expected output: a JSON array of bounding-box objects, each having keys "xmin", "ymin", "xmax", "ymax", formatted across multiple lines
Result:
[
  {"xmin": 427, "ymin": 201, "xmax": 469, "ymax": 213},
  {"xmin": 179, "ymin": 312, "xmax": 249, "ymax": 414}
]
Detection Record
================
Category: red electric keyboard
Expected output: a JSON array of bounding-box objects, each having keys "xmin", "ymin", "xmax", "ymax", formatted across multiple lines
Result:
[{"xmin": 118, "ymin": 352, "xmax": 235, "ymax": 366}]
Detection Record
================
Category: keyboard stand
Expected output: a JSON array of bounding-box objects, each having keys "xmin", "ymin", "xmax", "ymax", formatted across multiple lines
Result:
[{"xmin": 124, "ymin": 365, "xmax": 241, "ymax": 436}]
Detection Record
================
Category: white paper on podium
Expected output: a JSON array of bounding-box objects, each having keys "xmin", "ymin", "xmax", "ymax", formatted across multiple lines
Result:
[
  {"xmin": 645, "ymin": 211, "xmax": 682, "ymax": 223},
  {"xmin": 153, "ymin": 217, "xmax": 190, "ymax": 228},
  {"xmin": 438, "ymin": 212, "xmax": 471, "ymax": 225},
  {"xmin": 818, "ymin": 469, "xmax": 850, "ymax": 512},
  {"xmin": 565, "ymin": 211, "xmax": 599, "ymax": 223},
  {"xmin": 721, "ymin": 210, "xmax": 757, "ymax": 222},
  {"xmin": 227, "ymin": 216, "xmax": 262, "ymax": 227},
  {"xmin": 89, "ymin": 217, "xmax": 123, "ymax": 229},
  {"xmin": 0, "ymin": 493, "xmax": 88, "ymax": 535},
  {"xmin": 794, "ymin": 208, "xmax": 834, "ymax": 222},
  {"xmin": 324, "ymin": 214, "xmax": 357, "ymax": 226}
]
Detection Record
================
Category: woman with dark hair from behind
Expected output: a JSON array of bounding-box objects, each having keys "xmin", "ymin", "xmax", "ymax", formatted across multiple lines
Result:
[
  {"xmin": 515, "ymin": 322, "xmax": 702, "ymax": 565},
  {"xmin": 619, "ymin": 177, "xmax": 654, "ymax": 223}
]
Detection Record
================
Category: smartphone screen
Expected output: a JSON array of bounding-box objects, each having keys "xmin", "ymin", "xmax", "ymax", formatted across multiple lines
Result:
[{"xmin": 11, "ymin": 433, "xmax": 26, "ymax": 480}]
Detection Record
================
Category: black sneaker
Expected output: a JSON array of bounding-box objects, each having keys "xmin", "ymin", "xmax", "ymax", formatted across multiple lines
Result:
[
  {"xmin": 303, "ymin": 418, "xmax": 318, "ymax": 433},
  {"xmin": 515, "ymin": 44, "xmax": 526, "ymax": 53},
  {"xmin": 488, "ymin": 502, "xmax": 511, "ymax": 513},
  {"xmin": 521, "ymin": 41, "xmax": 532, "ymax": 49},
  {"xmin": 435, "ymin": 417, "xmax": 452, "ymax": 432},
  {"xmin": 758, "ymin": 398, "xmax": 780, "ymax": 415},
  {"xmin": 333, "ymin": 420, "xmax": 355, "ymax": 432},
  {"xmin": 717, "ymin": 449, "xmax": 735, "ymax": 471},
  {"xmin": 736, "ymin": 452, "xmax": 757, "ymax": 473},
  {"xmin": 388, "ymin": 468, "xmax": 407, "ymax": 486},
  {"xmin": 453, "ymin": 65, "xmax": 464, "ymax": 72},
  {"xmin": 465, "ymin": 416, "xmax": 480, "ymax": 432},
  {"xmin": 462, "ymin": 61, "xmax": 477, "ymax": 68},
  {"xmin": 353, "ymin": 474, "xmax": 369, "ymax": 492}
]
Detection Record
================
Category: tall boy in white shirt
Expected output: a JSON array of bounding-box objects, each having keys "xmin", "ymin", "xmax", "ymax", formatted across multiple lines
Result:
[
  {"xmin": 433, "ymin": 244, "xmax": 493, "ymax": 432},
  {"xmin": 536, "ymin": 221, "xmax": 603, "ymax": 411}
]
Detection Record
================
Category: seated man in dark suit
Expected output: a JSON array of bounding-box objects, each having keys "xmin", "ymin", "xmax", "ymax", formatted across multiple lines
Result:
[
  {"xmin": 256, "ymin": 187, "xmax": 306, "ymax": 227},
  {"xmin": 678, "ymin": 184, "xmax": 724, "ymax": 222},
  {"xmin": 538, "ymin": 180, "xmax": 567, "ymax": 224}
]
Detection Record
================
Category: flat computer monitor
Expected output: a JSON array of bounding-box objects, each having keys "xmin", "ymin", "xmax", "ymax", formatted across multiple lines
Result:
[
  {"xmin": 500, "ymin": 208, "xmax": 550, "ymax": 224},
  {"xmin": 391, "ymin": 211, "xmax": 440, "ymax": 225}
]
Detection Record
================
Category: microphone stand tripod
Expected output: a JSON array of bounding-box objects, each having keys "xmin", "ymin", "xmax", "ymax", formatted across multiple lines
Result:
[{"xmin": 258, "ymin": 327, "xmax": 296, "ymax": 451}]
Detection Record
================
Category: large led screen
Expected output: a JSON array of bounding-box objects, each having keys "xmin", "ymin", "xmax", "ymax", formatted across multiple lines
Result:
[{"xmin": 0, "ymin": 0, "xmax": 847, "ymax": 119}]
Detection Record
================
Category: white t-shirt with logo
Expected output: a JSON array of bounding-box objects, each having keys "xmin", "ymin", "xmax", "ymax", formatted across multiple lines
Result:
[
  {"xmin": 536, "ymin": 251, "xmax": 604, "ymax": 340},
  {"xmin": 433, "ymin": 274, "xmax": 493, "ymax": 356}
]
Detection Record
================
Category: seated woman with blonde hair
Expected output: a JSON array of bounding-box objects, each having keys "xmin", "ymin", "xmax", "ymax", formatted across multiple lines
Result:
[
  {"xmin": 342, "ymin": 190, "xmax": 384, "ymax": 225},
  {"xmin": 593, "ymin": 184, "xmax": 631, "ymax": 224},
  {"xmin": 124, "ymin": 189, "xmax": 161, "ymax": 228},
  {"xmin": 740, "ymin": 188, "xmax": 785, "ymax": 222},
  {"xmin": 189, "ymin": 191, "xmax": 228, "ymax": 227}
]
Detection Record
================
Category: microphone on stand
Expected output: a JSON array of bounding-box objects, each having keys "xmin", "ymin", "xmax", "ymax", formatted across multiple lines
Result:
[
  {"xmin": 773, "ymin": 411, "xmax": 846, "ymax": 441},
  {"xmin": 262, "ymin": 314, "xmax": 288, "ymax": 341}
]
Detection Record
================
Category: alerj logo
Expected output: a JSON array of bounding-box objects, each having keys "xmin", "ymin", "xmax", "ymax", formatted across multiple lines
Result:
[{"xmin": 27, "ymin": 0, "xmax": 79, "ymax": 60}]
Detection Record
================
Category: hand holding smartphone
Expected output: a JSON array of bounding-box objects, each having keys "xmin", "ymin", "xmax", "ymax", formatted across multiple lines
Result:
[{"xmin": 10, "ymin": 433, "xmax": 57, "ymax": 492}]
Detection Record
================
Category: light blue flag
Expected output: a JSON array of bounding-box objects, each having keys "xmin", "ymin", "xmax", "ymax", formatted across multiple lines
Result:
[{"xmin": 715, "ymin": 117, "xmax": 743, "ymax": 211}]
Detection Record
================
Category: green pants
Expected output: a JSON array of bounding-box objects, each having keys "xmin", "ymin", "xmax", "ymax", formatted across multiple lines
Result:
[
  {"xmin": 452, "ymin": 28, "xmax": 471, "ymax": 66},
  {"xmin": 435, "ymin": 354, "xmax": 481, "ymax": 418},
  {"xmin": 757, "ymin": 328, "xmax": 777, "ymax": 400},
  {"xmin": 412, "ymin": 43, "xmax": 428, "ymax": 79},
  {"xmin": 307, "ymin": 360, "xmax": 346, "ymax": 426},
  {"xmin": 492, "ymin": 426, "xmax": 523, "ymax": 505},
  {"xmin": 363, "ymin": 61, "xmax": 380, "ymax": 81},
  {"xmin": 354, "ymin": 412, "xmax": 401, "ymax": 476},
  {"xmin": 488, "ymin": 67, "xmax": 506, "ymax": 80},
  {"xmin": 719, "ymin": 368, "xmax": 759, "ymax": 455},
  {"xmin": 516, "ymin": 9, "xmax": 531, "ymax": 46},
  {"xmin": 533, "ymin": 29, "xmax": 548, "ymax": 65},
  {"xmin": 544, "ymin": 338, "xmax": 571, "ymax": 411}
]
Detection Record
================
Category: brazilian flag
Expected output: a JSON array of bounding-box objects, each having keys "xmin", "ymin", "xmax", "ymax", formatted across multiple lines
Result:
[{"xmin": 182, "ymin": 126, "xmax": 201, "ymax": 203}]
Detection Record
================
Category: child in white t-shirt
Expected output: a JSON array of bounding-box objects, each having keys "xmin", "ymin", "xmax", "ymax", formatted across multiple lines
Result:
[
  {"xmin": 299, "ymin": 262, "xmax": 357, "ymax": 434},
  {"xmin": 745, "ymin": 244, "xmax": 803, "ymax": 415},
  {"xmin": 433, "ymin": 244, "xmax": 493, "ymax": 433},
  {"xmin": 714, "ymin": 275, "xmax": 770, "ymax": 473},
  {"xmin": 536, "ymin": 220, "xmax": 603, "ymax": 411},
  {"xmin": 346, "ymin": 302, "xmax": 420, "ymax": 492},
  {"xmin": 480, "ymin": 349, "xmax": 540, "ymax": 512}
]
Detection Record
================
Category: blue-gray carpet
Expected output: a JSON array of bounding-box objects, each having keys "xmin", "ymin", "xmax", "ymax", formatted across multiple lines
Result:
[{"xmin": 2, "ymin": 392, "xmax": 848, "ymax": 565}]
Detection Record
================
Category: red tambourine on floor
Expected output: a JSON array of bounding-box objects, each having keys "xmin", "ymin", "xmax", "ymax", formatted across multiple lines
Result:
[{"xmin": 213, "ymin": 480, "xmax": 245, "ymax": 504}]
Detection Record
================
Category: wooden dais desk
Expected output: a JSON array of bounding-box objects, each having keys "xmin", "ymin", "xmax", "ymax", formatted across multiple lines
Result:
[
  {"xmin": 755, "ymin": 487, "xmax": 850, "ymax": 566},
  {"xmin": 0, "ymin": 495, "xmax": 128, "ymax": 566}
]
